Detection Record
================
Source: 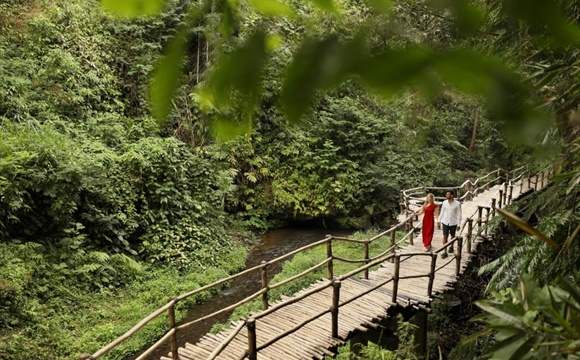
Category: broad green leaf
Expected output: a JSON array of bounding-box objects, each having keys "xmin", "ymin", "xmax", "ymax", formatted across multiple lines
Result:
[
  {"xmin": 210, "ymin": 115, "xmax": 252, "ymax": 143},
  {"xmin": 150, "ymin": 28, "xmax": 187, "ymax": 122},
  {"xmin": 476, "ymin": 300, "xmax": 524, "ymax": 326},
  {"xmin": 365, "ymin": 0, "xmax": 393, "ymax": 12},
  {"xmin": 434, "ymin": 49, "xmax": 498, "ymax": 95},
  {"xmin": 307, "ymin": 0, "xmax": 338, "ymax": 13},
  {"xmin": 358, "ymin": 47, "xmax": 434, "ymax": 97},
  {"xmin": 502, "ymin": 0, "xmax": 580, "ymax": 45},
  {"xmin": 497, "ymin": 208, "xmax": 560, "ymax": 251},
  {"xmin": 248, "ymin": 0, "xmax": 294, "ymax": 17},
  {"xmin": 281, "ymin": 36, "xmax": 368, "ymax": 122},
  {"xmin": 219, "ymin": 0, "xmax": 241, "ymax": 37},
  {"xmin": 101, "ymin": 0, "xmax": 167, "ymax": 17},
  {"xmin": 199, "ymin": 30, "xmax": 269, "ymax": 110},
  {"xmin": 199, "ymin": 31, "xmax": 270, "ymax": 140},
  {"xmin": 430, "ymin": 0, "xmax": 484, "ymax": 34}
]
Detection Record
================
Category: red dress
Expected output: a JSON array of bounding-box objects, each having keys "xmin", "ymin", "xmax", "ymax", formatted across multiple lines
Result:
[{"xmin": 422, "ymin": 203, "xmax": 436, "ymax": 248}]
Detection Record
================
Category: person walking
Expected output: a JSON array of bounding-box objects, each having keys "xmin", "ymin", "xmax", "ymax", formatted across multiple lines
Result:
[
  {"xmin": 438, "ymin": 190, "xmax": 462, "ymax": 258},
  {"xmin": 416, "ymin": 193, "xmax": 438, "ymax": 251}
]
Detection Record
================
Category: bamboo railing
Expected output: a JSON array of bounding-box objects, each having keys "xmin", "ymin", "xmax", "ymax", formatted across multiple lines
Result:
[{"xmin": 81, "ymin": 165, "xmax": 553, "ymax": 360}]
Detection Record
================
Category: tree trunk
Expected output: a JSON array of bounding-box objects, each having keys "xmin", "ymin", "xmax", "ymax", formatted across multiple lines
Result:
[{"xmin": 469, "ymin": 109, "xmax": 479, "ymax": 152}]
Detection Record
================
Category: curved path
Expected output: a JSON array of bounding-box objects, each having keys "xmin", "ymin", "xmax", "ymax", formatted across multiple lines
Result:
[
  {"xmin": 157, "ymin": 168, "xmax": 549, "ymax": 360},
  {"xmin": 82, "ymin": 166, "xmax": 552, "ymax": 360}
]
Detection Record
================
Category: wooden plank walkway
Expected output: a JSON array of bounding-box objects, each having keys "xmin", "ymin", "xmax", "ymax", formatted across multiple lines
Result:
[{"xmin": 160, "ymin": 173, "xmax": 546, "ymax": 360}]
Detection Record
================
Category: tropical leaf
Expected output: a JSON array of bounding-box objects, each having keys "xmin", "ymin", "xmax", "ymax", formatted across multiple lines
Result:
[
  {"xmin": 496, "ymin": 208, "xmax": 560, "ymax": 251},
  {"xmin": 101, "ymin": 0, "xmax": 168, "ymax": 17}
]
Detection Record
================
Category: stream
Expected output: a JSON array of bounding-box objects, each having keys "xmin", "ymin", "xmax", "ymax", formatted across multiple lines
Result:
[{"xmin": 146, "ymin": 227, "xmax": 351, "ymax": 359}]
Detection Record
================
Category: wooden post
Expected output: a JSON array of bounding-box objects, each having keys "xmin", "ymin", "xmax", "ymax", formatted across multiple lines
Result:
[
  {"xmin": 363, "ymin": 240, "xmax": 370, "ymax": 280},
  {"xmin": 415, "ymin": 309, "xmax": 428, "ymax": 358},
  {"xmin": 484, "ymin": 208, "xmax": 490, "ymax": 236},
  {"xmin": 168, "ymin": 300, "xmax": 179, "ymax": 360},
  {"xmin": 409, "ymin": 218, "xmax": 414, "ymax": 245},
  {"xmin": 541, "ymin": 171, "xmax": 545, "ymax": 188},
  {"xmin": 455, "ymin": 237, "xmax": 463, "ymax": 276},
  {"xmin": 260, "ymin": 261, "xmax": 269, "ymax": 309},
  {"xmin": 247, "ymin": 318, "xmax": 257, "ymax": 360},
  {"xmin": 467, "ymin": 181, "xmax": 473, "ymax": 200},
  {"xmin": 534, "ymin": 175, "xmax": 538, "ymax": 191},
  {"xmin": 509, "ymin": 184, "xmax": 513, "ymax": 204},
  {"xmin": 399, "ymin": 191, "xmax": 404, "ymax": 214},
  {"xmin": 503, "ymin": 184, "xmax": 508, "ymax": 205},
  {"xmin": 331, "ymin": 280, "xmax": 341, "ymax": 338},
  {"xmin": 427, "ymin": 253, "xmax": 437, "ymax": 297},
  {"xmin": 389, "ymin": 229, "xmax": 397, "ymax": 263},
  {"xmin": 326, "ymin": 236, "xmax": 333, "ymax": 280},
  {"xmin": 477, "ymin": 206, "xmax": 483, "ymax": 236},
  {"xmin": 491, "ymin": 198, "xmax": 496, "ymax": 217},
  {"xmin": 498, "ymin": 190, "xmax": 503, "ymax": 208},
  {"xmin": 527, "ymin": 174, "xmax": 531, "ymax": 191},
  {"xmin": 392, "ymin": 255, "xmax": 400, "ymax": 303},
  {"xmin": 466, "ymin": 219, "xmax": 473, "ymax": 254},
  {"xmin": 503, "ymin": 181, "xmax": 508, "ymax": 201}
]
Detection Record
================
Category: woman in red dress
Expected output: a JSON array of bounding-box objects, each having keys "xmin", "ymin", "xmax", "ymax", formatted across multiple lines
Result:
[{"xmin": 416, "ymin": 193, "xmax": 437, "ymax": 251}]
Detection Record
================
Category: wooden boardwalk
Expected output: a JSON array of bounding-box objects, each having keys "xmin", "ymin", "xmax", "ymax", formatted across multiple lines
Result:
[
  {"xmin": 82, "ymin": 166, "xmax": 552, "ymax": 360},
  {"xmin": 156, "ymin": 169, "xmax": 549, "ymax": 360}
]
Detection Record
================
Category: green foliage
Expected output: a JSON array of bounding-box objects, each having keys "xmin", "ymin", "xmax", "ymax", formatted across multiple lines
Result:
[
  {"xmin": 223, "ymin": 89, "xmax": 497, "ymax": 226},
  {"xmin": 121, "ymin": 0, "xmax": 579, "ymax": 146},
  {"xmin": 475, "ymin": 276, "xmax": 580, "ymax": 359},
  {"xmin": 0, "ymin": 123, "xmax": 235, "ymax": 269},
  {"xmin": 0, "ymin": 244, "xmax": 247, "ymax": 360}
]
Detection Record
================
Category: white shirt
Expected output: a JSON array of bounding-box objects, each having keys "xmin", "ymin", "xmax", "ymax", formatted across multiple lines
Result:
[{"xmin": 439, "ymin": 199, "xmax": 462, "ymax": 226}]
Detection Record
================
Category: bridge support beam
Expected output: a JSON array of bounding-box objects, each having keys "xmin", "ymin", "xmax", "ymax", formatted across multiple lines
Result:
[
  {"xmin": 261, "ymin": 261, "xmax": 269, "ymax": 309},
  {"xmin": 331, "ymin": 280, "xmax": 341, "ymax": 338},
  {"xmin": 427, "ymin": 254, "xmax": 437, "ymax": 297},
  {"xmin": 168, "ymin": 300, "xmax": 179, "ymax": 360},
  {"xmin": 363, "ymin": 241, "xmax": 370, "ymax": 280},
  {"xmin": 413, "ymin": 309, "xmax": 429, "ymax": 359},
  {"xmin": 466, "ymin": 219, "xmax": 473, "ymax": 254},
  {"xmin": 392, "ymin": 255, "xmax": 400, "ymax": 304},
  {"xmin": 455, "ymin": 237, "xmax": 463, "ymax": 276},
  {"xmin": 247, "ymin": 318, "xmax": 257, "ymax": 360},
  {"xmin": 477, "ymin": 207, "xmax": 483, "ymax": 237},
  {"xmin": 326, "ymin": 236, "xmax": 334, "ymax": 280}
]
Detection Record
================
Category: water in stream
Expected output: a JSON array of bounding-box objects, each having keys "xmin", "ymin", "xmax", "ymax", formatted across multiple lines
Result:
[{"xmin": 146, "ymin": 227, "xmax": 351, "ymax": 359}]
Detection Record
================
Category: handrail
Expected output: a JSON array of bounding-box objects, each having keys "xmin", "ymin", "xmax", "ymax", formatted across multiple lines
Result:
[
  {"xmin": 176, "ymin": 288, "xmax": 267, "ymax": 331},
  {"xmin": 84, "ymin": 165, "xmax": 551, "ymax": 360},
  {"xmin": 269, "ymin": 258, "xmax": 331, "ymax": 290}
]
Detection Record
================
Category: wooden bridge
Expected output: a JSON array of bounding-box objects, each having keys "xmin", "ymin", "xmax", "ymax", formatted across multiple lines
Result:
[{"xmin": 82, "ymin": 165, "xmax": 553, "ymax": 360}]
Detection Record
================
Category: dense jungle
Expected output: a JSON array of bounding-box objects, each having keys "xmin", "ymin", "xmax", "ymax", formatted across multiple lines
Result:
[{"xmin": 0, "ymin": 0, "xmax": 578, "ymax": 359}]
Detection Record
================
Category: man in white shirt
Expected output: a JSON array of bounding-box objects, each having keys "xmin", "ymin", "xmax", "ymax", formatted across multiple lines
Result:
[{"xmin": 438, "ymin": 190, "xmax": 462, "ymax": 258}]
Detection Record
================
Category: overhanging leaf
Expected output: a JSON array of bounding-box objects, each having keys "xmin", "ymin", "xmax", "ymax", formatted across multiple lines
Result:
[
  {"xmin": 281, "ymin": 36, "xmax": 368, "ymax": 122},
  {"xmin": 307, "ymin": 0, "xmax": 339, "ymax": 13},
  {"xmin": 101, "ymin": 0, "xmax": 168, "ymax": 17},
  {"xmin": 198, "ymin": 30, "xmax": 269, "ymax": 111},
  {"xmin": 210, "ymin": 115, "xmax": 252, "ymax": 143},
  {"xmin": 476, "ymin": 300, "xmax": 525, "ymax": 327},
  {"xmin": 150, "ymin": 27, "xmax": 188, "ymax": 123},
  {"xmin": 248, "ymin": 0, "xmax": 294, "ymax": 17},
  {"xmin": 497, "ymin": 208, "xmax": 560, "ymax": 251}
]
